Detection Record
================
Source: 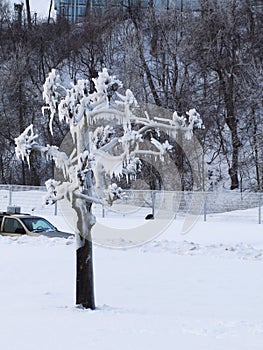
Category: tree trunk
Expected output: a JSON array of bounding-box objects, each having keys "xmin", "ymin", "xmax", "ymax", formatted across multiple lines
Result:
[
  {"xmin": 129, "ymin": 9, "xmax": 162, "ymax": 107},
  {"xmin": 177, "ymin": 130, "xmax": 185, "ymax": 191},
  {"xmin": 74, "ymin": 187, "xmax": 95, "ymax": 309},
  {"xmin": 226, "ymin": 108, "xmax": 240, "ymax": 190},
  {"xmin": 76, "ymin": 236, "xmax": 95, "ymax": 309},
  {"xmin": 228, "ymin": 140, "xmax": 239, "ymax": 190},
  {"xmin": 48, "ymin": 0, "xmax": 53, "ymax": 24},
  {"xmin": 225, "ymin": 111, "xmax": 240, "ymax": 190},
  {"xmin": 220, "ymin": 73, "xmax": 240, "ymax": 190},
  {"xmin": 25, "ymin": 0, "xmax": 32, "ymax": 29},
  {"xmin": 252, "ymin": 107, "xmax": 261, "ymax": 191}
]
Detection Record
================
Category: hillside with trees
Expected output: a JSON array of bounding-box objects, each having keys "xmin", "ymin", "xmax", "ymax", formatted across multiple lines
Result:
[{"xmin": 0, "ymin": 0, "xmax": 262, "ymax": 191}]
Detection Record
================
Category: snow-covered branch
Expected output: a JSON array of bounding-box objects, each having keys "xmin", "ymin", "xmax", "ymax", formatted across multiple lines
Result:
[
  {"xmin": 42, "ymin": 69, "xmax": 67, "ymax": 135},
  {"xmin": 15, "ymin": 124, "xmax": 73, "ymax": 179},
  {"xmin": 103, "ymin": 183, "xmax": 123, "ymax": 206},
  {"xmin": 73, "ymin": 191, "xmax": 105, "ymax": 206},
  {"xmin": 136, "ymin": 108, "xmax": 203, "ymax": 140},
  {"xmin": 15, "ymin": 124, "xmax": 40, "ymax": 166}
]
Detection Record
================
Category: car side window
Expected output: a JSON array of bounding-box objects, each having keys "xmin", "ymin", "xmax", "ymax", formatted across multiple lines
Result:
[{"xmin": 3, "ymin": 218, "xmax": 25, "ymax": 234}]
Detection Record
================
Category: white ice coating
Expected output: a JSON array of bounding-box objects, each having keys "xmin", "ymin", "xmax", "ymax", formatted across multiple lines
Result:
[
  {"xmin": 15, "ymin": 68, "xmax": 203, "ymax": 247},
  {"xmin": 14, "ymin": 124, "xmax": 39, "ymax": 166}
]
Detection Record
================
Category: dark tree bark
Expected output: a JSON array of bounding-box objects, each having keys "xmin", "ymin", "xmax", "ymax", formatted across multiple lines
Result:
[
  {"xmin": 220, "ymin": 73, "xmax": 240, "ymax": 190},
  {"xmin": 74, "ymin": 167, "xmax": 96, "ymax": 309},
  {"xmin": 128, "ymin": 8, "xmax": 162, "ymax": 107},
  {"xmin": 25, "ymin": 0, "xmax": 32, "ymax": 29},
  {"xmin": 48, "ymin": 0, "xmax": 53, "ymax": 24},
  {"xmin": 76, "ymin": 236, "xmax": 95, "ymax": 309}
]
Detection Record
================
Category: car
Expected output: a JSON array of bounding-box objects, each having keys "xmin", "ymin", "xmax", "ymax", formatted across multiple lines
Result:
[{"xmin": 0, "ymin": 212, "xmax": 74, "ymax": 239}]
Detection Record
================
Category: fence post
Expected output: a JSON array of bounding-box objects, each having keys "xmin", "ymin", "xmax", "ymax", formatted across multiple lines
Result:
[
  {"xmin": 203, "ymin": 192, "xmax": 207, "ymax": 222},
  {"xmin": 152, "ymin": 191, "xmax": 156, "ymax": 217},
  {"xmin": 259, "ymin": 193, "xmax": 262, "ymax": 225},
  {"xmin": 54, "ymin": 201, "xmax": 58, "ymax": 216},
  {"xmin": 9, "ymin": 185, "xmax": 12, "ymax": 206}
]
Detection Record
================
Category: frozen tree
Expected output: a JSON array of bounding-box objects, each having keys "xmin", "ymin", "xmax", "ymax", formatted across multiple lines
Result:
[{"xmin": 15, "ymin": 68, "xmax": 202, "ymax": 309}]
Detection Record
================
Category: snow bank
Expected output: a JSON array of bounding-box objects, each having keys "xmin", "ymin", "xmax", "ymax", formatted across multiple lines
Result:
[{"xmin": 1, "ymin": 210, "xmax": 263, "ymax": 350}]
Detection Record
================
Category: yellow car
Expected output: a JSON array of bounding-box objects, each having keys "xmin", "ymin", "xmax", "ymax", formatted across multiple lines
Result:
[{"xmin": 0, "ymin": 213, "xmax": 73, "ymax": 239}]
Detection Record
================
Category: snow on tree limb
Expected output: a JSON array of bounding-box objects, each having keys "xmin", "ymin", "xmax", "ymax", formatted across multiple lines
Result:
[
  {"xmin": 137, "ymin": 108, "xmax": 203, "ymax": 140},
  {"xmin": 93, "ymin": 149, "xmax": 125, "ymax": 178},
  {"xmin": 14, "ymin": 124, "xmax": 39, "ymax": 166},
  {"xmin": 103, "ymin": 183, "xmax": 123, "ymax": 206},
  {"xmin": 42, "ymin": 69, "xmax": 65, "ymax": 135},
  {"xmin": 15, "ymin": 123, "xmax": 72, "ymax": 178}
]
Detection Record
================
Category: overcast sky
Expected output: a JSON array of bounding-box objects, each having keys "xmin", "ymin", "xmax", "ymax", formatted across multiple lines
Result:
[{"xmin": 26, "ymin": 0, "xmax": 52, "ymax": 18}]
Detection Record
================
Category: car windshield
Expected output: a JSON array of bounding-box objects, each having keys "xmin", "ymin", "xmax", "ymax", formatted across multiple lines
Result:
[{"xmin": 21, "ymin": 217, "xmax": 56, "ymax": 232}]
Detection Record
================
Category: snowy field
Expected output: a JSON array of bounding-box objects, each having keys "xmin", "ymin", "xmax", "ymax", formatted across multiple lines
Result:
[{"xmin": 1, "ymin": 205, "xmax": 263, "ymax": 350}]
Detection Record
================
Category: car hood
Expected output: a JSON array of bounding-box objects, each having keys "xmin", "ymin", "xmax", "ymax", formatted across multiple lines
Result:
[{"xmin": 37, "ymin": 230, "xmax": 74, "ymax": 239}]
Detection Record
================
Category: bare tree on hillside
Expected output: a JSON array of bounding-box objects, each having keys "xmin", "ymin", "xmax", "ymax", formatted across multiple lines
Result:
[{"xmin": 190, "ymin": 0, "xmax": 262, "ymax": 189}]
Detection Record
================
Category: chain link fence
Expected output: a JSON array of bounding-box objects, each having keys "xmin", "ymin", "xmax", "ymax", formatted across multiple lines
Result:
[
  {"xmin": 0, "ymin": 185, "xmax": 262, "ymax": 224},
  {"xmin": 0, "ymin": 185, "xmax": 56, "ymax": 216}
]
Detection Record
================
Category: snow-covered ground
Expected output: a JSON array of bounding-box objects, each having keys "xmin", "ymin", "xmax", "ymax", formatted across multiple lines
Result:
[{"xmin": 1, "ymin": 207, "xmax": 263, "ymax": 350}]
